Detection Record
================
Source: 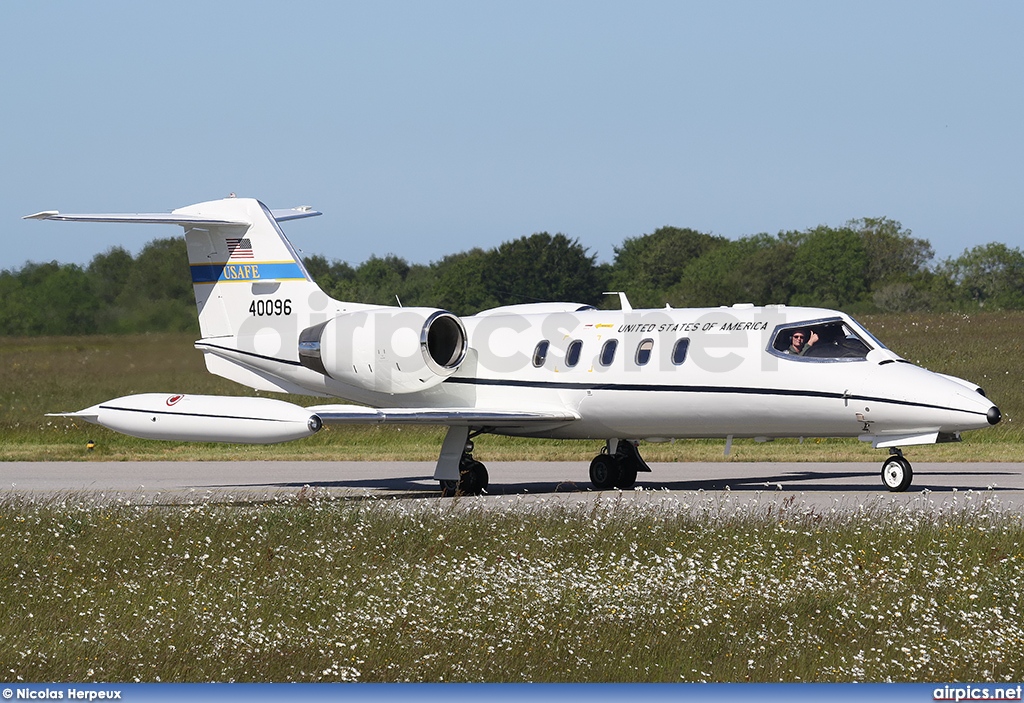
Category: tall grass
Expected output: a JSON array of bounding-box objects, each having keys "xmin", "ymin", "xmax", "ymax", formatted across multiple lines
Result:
[
  {"xmin": 1, "ymin": 493, "xmax": 1021, "ymax": 682},
  {"xmin": 1, "ymin": 312, "xmax": 1021, "ymax": 461}
]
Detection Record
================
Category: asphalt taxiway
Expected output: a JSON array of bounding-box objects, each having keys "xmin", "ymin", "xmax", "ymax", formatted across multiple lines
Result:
[{"xmin": 1, "ymin": 461, "xmax": 1022, "ymax": 511}]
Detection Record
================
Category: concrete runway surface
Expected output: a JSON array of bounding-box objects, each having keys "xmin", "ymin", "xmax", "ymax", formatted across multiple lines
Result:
[{"xmin": 1, "ymin": 461, "xmax": 1023, "ymax": 511}]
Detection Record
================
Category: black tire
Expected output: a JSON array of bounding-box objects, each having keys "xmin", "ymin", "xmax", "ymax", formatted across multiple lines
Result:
[
  {"xmin": 881, "ymin": 456, "xmax": 913, "ymax": 492},
  {"xmin": 459, "ymin": 459, "xmax": 489, "ymax": 495},
  {"xmin": 615, "ymin": 467, "xmax": 638, "ymax": 489},
  {"xmin": 589, "ymin": 454, "xmax": 621, "ymax": 490}
]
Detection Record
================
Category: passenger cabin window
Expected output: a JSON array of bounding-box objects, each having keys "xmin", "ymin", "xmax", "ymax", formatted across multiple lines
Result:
[
  {"xmin": 532, "ymin": 340, "xmax": 550, "ymax": 368},
  {"xmin": 635, "ymin": 339, "xmax": 654, "ymax": 366},
  {"xmin": 672, "ymin": 338, "xmax": 690, "ymax": 365},
  {"xmin": 599, "ymin": 339, "xmax": 618, "ymax": 366},
  {"xmin": 565, "ymin": 339, "xmax": 583, "ymax": 367},
  {"xmin": 770, "ymin": 319, "xmax": 872, "ymax": 361}
]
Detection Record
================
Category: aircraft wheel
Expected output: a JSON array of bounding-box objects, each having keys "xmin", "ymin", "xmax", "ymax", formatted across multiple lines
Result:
[
  {"xmin": 459, "ymin": 459, "xmax": 489, "ymax": 495},
  {"xmin": 615, "ymin": 466, "xmax": 638, "ymax": 489},
  {"xmin": 881, "ymin": 456, "xmax": 913, "ymax": 492},
  {"xmin": 439, "ymin": 460, "xmax": 489, "ymax": 496},
  {"xmin": 589, "ymin": 453, "xmax": 621, "ymax": 490}
]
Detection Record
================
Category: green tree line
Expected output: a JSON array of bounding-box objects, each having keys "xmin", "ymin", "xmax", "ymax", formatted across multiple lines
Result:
[{"xmin": 2, "ymin": 217, "xmax": 1022, "ymax": 336}]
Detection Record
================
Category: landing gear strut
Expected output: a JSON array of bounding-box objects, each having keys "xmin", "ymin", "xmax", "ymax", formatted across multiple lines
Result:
[
  {"xmin": 439, "ymin": 439, "xmax": 489, "ymax": 496},
  {"xmin": 589, "ymin": 439, "xmax": 651, "ymax": 490},
  {"xmin": 881, "ymin": 448, "xmax": 913, "ymax": 492}
]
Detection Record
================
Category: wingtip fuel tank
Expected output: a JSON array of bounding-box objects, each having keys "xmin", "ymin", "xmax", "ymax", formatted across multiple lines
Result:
[{"xmin": 51, "ymin": 393, "xmax": 322, "ymax": 444}]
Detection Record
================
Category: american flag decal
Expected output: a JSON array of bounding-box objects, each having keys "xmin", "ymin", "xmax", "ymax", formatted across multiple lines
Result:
[{"xmin": 226, "ymin": 237, "xmax": 253, "ymax": 259}]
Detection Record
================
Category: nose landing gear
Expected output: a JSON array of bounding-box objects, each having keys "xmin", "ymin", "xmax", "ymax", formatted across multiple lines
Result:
[{"xmin": 881, "ymin": 448, "xmax": 913, "ymax": 492}]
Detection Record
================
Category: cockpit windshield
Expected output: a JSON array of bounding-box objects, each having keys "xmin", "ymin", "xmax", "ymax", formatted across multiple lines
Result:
[
  {"xmin": 770, "ymin": 317, "xmax": 876, "ymax": 361},
  {"xmin": 847, "ymin": 316, "xmax": 889, "ymax": 351}
]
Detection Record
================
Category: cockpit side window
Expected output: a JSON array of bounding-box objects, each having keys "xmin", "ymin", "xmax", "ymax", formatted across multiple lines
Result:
[{"xmin": 770, "ymin": 319, "xmax": 872, "ymax": 361}]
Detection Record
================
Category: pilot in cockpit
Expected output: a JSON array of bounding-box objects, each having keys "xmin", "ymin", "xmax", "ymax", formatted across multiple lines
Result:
[
  {"xmin": 785, "ymin": 328, "xmax": 818, "ymax": 355},
  {"xmin": 776, "ymin": 321, "xmax": 874, "ymax": 360}
]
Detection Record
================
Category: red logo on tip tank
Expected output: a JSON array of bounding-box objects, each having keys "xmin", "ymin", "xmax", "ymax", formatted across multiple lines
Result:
[{"xmin": 166, "ymin": 395, "xmax": 184, "ymax": 406}]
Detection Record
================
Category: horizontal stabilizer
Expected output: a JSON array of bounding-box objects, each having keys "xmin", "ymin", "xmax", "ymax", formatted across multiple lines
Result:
[
  {"xmin": 269, "ymin": 207, "xmax": 322, "ymax": 222},
  {"xmin": 307, "ymin": 404, "xmax": 579, "ymax": 427},
  {"xmin": 24, "ymin": 206, "xmax": 320, "ymax": 226},
  {"xmin": 24, "ymin": 211, "xmax": 248, "ymax": 226}
]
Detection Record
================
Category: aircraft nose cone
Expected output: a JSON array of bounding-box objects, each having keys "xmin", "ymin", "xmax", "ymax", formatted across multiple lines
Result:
[{"xmin": 988, "ymin": 406, "xmax": 1002, "ymax": 426}]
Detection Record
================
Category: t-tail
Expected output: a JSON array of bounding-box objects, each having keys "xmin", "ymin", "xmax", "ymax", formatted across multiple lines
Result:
[
  {"xmin": 177, "ymin": 197, "xmax": 322, "ymax": 338},
  {"xmin": 25, "ymin": 196, "xmax": 348, "ymax": 393}
]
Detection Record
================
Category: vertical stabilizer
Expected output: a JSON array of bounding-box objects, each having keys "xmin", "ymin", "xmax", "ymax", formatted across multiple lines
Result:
[
  {"xmin": 25, "ymin": 196, "xmax": 339, "ymax": 391},
  {"xmin": 176, "ymin": 198, "xmax": 318, "ymax": 338}
]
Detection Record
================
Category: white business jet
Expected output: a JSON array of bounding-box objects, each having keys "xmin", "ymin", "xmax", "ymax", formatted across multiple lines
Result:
[{"xmin": 26, "ymin": 197, "xmax": 1001, "ymax": 493}]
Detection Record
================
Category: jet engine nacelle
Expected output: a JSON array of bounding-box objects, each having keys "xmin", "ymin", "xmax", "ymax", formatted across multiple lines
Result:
[{"xmin": 298, "ymin": 307, "xmax": 468, "ymax": 394}]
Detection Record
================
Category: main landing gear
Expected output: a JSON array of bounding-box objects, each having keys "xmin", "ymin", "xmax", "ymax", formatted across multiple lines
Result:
[
  {"xmin": 881, "ymin": 448, "xmax": 913, "ymax": 492},
  {"xmin": 589, "ymin": 439, "xmax": 652, "ymax": 490},
  {"xmin": 439, "ymin": 440, "xmax": 489, "ymax": 496}
]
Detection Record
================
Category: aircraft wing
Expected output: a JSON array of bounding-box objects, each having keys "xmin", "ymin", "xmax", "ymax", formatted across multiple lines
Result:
[{"xmin": 306, "ymin": 404, "xmax": 580, "ymax": 427}]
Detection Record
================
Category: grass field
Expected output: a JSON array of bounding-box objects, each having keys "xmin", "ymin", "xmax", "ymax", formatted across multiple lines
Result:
[
  {"xmin": 1, "ymin": 314, "xmax": 1022, "ymax": 683},
  {"xmin": 1, "ymin": 493, "xmax": 1022, "ymax": 682},
  {"xmin": 1, "ymin": 312, "xmax": 1021, "ymax": 462}
]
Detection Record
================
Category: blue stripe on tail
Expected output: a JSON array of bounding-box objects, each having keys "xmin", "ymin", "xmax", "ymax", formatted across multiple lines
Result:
[{"xmin": 190, "ymin": 262, "xmax": 307, "ymax": 284}]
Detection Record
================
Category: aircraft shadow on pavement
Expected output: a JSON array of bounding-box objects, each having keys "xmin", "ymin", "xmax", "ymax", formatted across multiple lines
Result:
[
  {"xmin": 209, "ymin": 476, "xmax": 594, "ymax": 498},
  {"xmin": 649, "ymin": 468, "xmax": 1022, "ymax": 493},
  {"xmin": 208, "ymin": 476, "xmax": 442, "ymax": 499},
  {"xmin": 217, "ymin": 477, "xmax": 591, "ymax": 498},
  {"xmin": 209, "ymin": 465, "xmax": 1021, "ymax": 498}
]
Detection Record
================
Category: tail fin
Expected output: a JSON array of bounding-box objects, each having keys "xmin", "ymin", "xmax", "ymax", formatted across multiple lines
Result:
[
  {"xmin": 177, "ymin": 198, "xmax": 321, "ymax": 337},
  {"xmin": 26, "ymin": 196, "xmax": 324, "ymax": 339},
  {"xmin": 25, "ymin": 196, "xmax": 351, "ymax": 394}
]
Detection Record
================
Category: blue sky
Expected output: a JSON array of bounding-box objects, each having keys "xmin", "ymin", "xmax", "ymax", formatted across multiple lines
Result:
[{"xmin": 2, "ymin": 1, "xmax": 1021, "ymax": 270}]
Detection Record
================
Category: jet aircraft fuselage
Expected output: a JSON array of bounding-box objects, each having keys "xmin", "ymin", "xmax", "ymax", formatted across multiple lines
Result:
[{"xmin": 28, "ymin": 197, "xmax": 1000, "ymax": 494}]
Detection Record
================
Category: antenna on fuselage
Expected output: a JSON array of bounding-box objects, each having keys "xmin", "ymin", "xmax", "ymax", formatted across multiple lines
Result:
[{"xmin": 603, "ymin": 291, "xmax": 633, "ymax": 311}]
